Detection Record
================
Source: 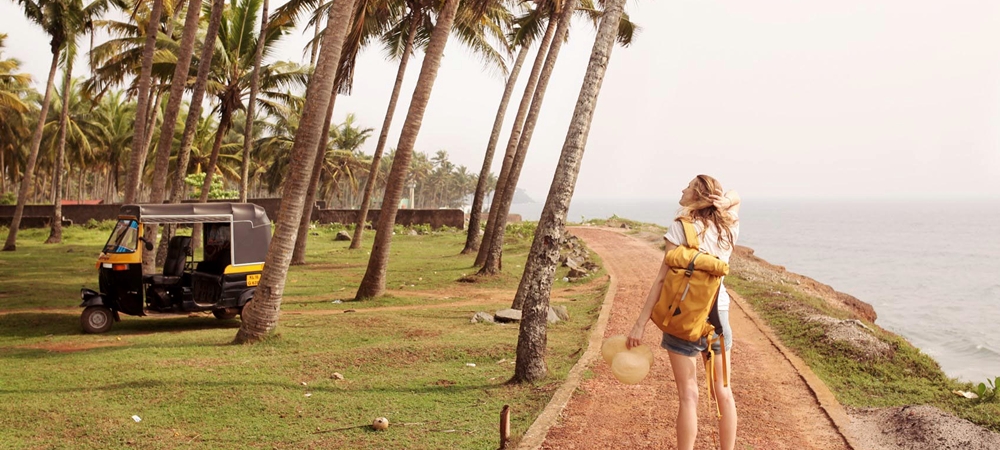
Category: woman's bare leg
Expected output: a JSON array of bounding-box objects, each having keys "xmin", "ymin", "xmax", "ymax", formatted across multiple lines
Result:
[
  {"xmin": 669, "ymin": 351, "xmax": 700, "ymax": 450},
  {"xmin": 713, "ymin": 349, "xmax": 737, "ymax": 450}
]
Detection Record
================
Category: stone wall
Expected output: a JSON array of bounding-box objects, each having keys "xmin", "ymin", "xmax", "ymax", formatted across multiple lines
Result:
[
  {"xmin": 314, "ymin": 208, "xmax": 465, "ymax": 229},
  {"xmin": 0, "ymin": 199, "xmax": 464, "ymax": 229}
]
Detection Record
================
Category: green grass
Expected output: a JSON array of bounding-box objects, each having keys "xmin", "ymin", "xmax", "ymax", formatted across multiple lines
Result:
[
  {"xmin": 726, "ymin": 273, "xmax": 1000, "ymax": 432},
  {"xmin": 0, "ymin": 225, "xmax": 607, "ymax": 449}
]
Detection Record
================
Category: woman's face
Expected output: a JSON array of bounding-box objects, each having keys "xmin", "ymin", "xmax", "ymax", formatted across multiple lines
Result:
[{"xmin": 679, "ymin": 178, "xmax": 699, "ymax": 206}]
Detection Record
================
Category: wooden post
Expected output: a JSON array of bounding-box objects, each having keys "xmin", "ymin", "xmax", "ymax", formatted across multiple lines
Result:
[{"xmin": 499, "ymin": 404, "xmax": 510, "ymax": 449}]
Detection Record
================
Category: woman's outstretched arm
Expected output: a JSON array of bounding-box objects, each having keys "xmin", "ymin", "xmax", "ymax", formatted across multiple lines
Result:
[{"xmin": 627, "ymin": 242, "xmax": 677, "ymax": 349}]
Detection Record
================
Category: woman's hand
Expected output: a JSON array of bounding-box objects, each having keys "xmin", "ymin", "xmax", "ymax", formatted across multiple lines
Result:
[
  {"xmin": 710, "ymin": 193, "xmax": 732, "ymax": 211},
  {"xmin": 627, "ymin": 321, "xmax": 645, "ymax": 349}
]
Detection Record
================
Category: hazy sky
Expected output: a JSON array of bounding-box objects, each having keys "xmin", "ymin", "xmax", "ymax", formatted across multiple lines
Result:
[{"xmin": 2, "ymin": 0, "xmax": 999, "ymax": 201}]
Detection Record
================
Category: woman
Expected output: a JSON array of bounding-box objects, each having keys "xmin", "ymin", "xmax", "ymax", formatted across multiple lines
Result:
[{"xmin": 627, "ymin": 174, "xmax": 741, "ymax": 450}]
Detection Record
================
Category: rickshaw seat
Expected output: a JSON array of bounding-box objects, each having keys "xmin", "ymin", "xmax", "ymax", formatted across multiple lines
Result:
[{"xmin": 144, "ymin": 236, "xmax": 191, "ymax": 286}]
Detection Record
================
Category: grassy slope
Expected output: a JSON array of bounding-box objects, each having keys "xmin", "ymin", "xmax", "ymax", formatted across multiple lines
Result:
[
  {"xmin": 0, "ymin": 224, "xmax": 607, "ymax": 449},
  {"xmin": 726, "ymin": 268, "xmax": 1000, "ymax": 432}
]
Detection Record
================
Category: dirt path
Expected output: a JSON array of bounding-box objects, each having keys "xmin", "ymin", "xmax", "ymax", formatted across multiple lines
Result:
[{"xmin": 539, "ymin": 227, "xmax": 850, "ymax": 450}]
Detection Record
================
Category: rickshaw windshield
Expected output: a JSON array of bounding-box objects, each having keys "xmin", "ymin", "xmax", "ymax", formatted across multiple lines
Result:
[{"xmin": 102, "ymin": 219, "xmax": 139, "ymax": 254}]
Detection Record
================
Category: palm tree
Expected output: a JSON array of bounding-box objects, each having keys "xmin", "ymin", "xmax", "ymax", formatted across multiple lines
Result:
[
  {"xmin": 354, "ymin": 0, "xmax": 461, "ymax": 299},
  {"xmin": 473, "ymin": 3, "xmax": 560, "ymax": 267},
  {"xmin": 0, "ymin": 34, "xmax": 31, "ymax": 118},
  {"xmin": 169, "ymin": 0, "xmax": 225, "ymax": 206},
  {"xmin": 45, "ymin": 52, "xmax": 87, "ymax": 244},
  {"xmin": 478, "ymin": 0, "xmax": 637, "ymax": 277},
  {"xmin": 462, "ymin": 0, "xmax": 635, "ymax": 254},
  {"xmin": 187, "ymin": 1, "xmax": 305, "ymax": 254},
  {"xmin": 349, "ymin": 0, "xmax": 512, "ymax": 250},
  {"xmin": 290, "ymin": 111, "xmax": 372, "ymax": 264},
  {"xmin": 88, "ymin": 89, "xmax": 135, "ymax": 202},
  {"xmin": 122, "ymin": 0, "xmax": 164, "ymax": 204},
  {"xmin": 194, "ymin": 0, "xmax": 302, "ymax": 207},
  {"xmin": 462, "ymin": 42, "xmax": 529, "ymax": 254},
  {"xmin": 0, "ymin": 33, "xmax": 35, "ymax": 193},
  {"xmin": 316, "ymin": 114, "xmax": 372, "ymax": 208},
  {"xmin": 140, "ymin": 0, "xmax": 208, "ymax": 269},
  {"xmin": 57, "ymin": 79, "xmax": 104, "ymax": 202},
  {"xmin": 234, "ymin": 0, "xmax": 357, "ymax": 344},
  {"xmin": 238, "ymin": 0, "xmax": 269, "ymax": 202},
  {"xmin": 5, "ymin": 0, "xmax": 92, "ymax": 251},
  {"xmin": 511, "ymin": 0, "xmax": 626, "ymax": 384},
  {"xmin": 287, "ymin": 0, "xmax": 409, "ymax": 264},
  {"xmin": 145, "ymin": 0, "xmax": 204, "ymax": 207},
  {"xmin": 254, "ymin": 93, "xmax": 304, "ymax": 193}
]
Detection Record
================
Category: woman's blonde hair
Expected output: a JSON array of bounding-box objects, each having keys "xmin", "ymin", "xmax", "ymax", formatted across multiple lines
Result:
[{"xmin": 677, "ymin": 174, "xmax": 736, "ymax": 250}]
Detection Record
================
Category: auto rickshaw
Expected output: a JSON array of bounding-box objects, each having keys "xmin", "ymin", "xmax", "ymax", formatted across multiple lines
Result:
[{"xmin": 79, "ymin": 203, "xmax": 271, "ymax": 333}]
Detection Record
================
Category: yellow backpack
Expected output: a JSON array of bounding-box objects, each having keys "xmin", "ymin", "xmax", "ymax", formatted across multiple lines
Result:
[{"xmin": 651, "ymin": 219, "xmax": 729, "ymax": 340}]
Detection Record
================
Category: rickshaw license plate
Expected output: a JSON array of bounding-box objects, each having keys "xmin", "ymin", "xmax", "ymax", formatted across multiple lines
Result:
[{"xmin": 246, "ymin": 274, "xmax": 261, "ymax": 286}]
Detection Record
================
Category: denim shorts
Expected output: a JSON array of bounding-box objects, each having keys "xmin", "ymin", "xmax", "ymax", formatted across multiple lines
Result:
[{"xmin": 661, "ymin": 310, "xmax": 733, "ymax": 357}]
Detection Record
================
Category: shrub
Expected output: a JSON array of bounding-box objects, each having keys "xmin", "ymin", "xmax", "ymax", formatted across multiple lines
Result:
[
  {"xmin": 504, "ymin": 221, "xmax": 537, "ymax": 241},
  {"xmin": 410, "ymin": 224, "xmax": 432, "ymax": 235}
]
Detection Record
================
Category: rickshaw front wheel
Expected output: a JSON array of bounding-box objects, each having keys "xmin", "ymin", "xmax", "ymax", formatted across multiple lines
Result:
[{"xmin": 81, "ymin": 306, "xmax": 114, "ymax": 334}]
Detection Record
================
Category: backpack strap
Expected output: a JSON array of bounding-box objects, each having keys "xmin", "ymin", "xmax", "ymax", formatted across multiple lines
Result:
[{"xmin": 678, "ymin": 219, "xmax": 700, "ymax": 249}]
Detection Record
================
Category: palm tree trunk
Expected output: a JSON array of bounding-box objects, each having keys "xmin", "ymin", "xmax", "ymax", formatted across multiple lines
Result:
[
  {"xmin": 188, "ymin": 103, "xmax": 233, "ymax": 258},
  {"xmin": 462, "ymin": 44, "xmax": 530, "ymax": 255},
  {"xmin": 123, "ymin": 0, "xmax": 164, "ymax": 204},
  {"xmin": 170, "ymin": 0, "xmax": 224, "ymax": 206},
  {"xmin": 480, "ymin": 0, "xmax": 576, "ymax": 279},
  {"xmin": 150, "ymin": 0, "xmax": 203, "ymax": 175},
  {"xmin": 144, "ymin": 0, "xmax": 204, "ymax": 270},
  {"xmin": 355, "ymin": 0, "xmax": 461, "ymax": 299},
  {"xmin": 512, "ymin": 0, "xmax": 625, "ymax": 384},
  {"xmin": 348, "ymin": 17, "xmax": 418, "ymax": 250},
  {"xmin": 290, "ymin": 87, "xmax": 338, "ymax": 265},
  {"xmin": 239, "ymin": 0, "xmax": 269, "ymax": 202},
  {"xmin": 234, "ymin": 0, "xmax": 357, "ymax": 344},
  {"xmin": 1, "ymin": 144, "xmax": 5, "ymax": 192},
  {"xmin": 3, "ymin": 49, "xmax": 60, "ymax": 252},
  {"xmin": 46, "ymin": 65, "xmax": 73, "ymax": 244},
  {"xmin": 310, "ymin": 16, "xmax": 321, "ymax": 66},
  {"xmin": 200, "ymin": 107, "xmax": 233, "ymax": 201},
  {"xmin": 474, "ymin": 18, "xmax": 558, "ymax": 267}
]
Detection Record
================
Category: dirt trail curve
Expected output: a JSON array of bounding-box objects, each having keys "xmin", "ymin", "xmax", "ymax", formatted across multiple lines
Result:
[{"xmin": 535, "ymin": 227, "xmax": 851, "ymax": 450}]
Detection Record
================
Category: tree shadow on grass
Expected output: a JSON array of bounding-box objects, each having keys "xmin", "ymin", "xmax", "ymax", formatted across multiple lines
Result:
[
  {"xmin": 0, "ymin": 378, "xmax": 500, "ymax": 396},
  {"xmin": 0, "ymin": 312, "xmax": 240, "ymax": 339}
]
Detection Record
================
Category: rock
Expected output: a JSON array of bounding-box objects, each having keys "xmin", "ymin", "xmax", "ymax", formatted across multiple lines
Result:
[
  {"xmin": 568, "ymin": 267, "xmax": 588, "ymax": 279},
  {"xmin": 494, "ymin": 309, "xmax": 522, "ymax": 323},
  {"xmin": 546, "ymin": 308, "xmax": 561, "ymax": 324},
  {"xmin": 331, "ymin": 372, "xmax": 345, "ymax": 380},
  {"xmin": 408, "ymin": 229, "xmax": 419, "ymax": 236},
  {"xmin": 807, "ymin": 315, "xmax": 891, "ymax": 360},
  {"xmin": 471, "ymin": 311, "xmax": 495, "ymax": 324},
  {"xmin": 335, "ymin": 231, "xmax": 351, "ymax": 241},
  {"xmin": 620, "ymin": 223, "xmax": 630, "ymax": 229},
  {"xmin": 550, "ymin": 305, "xmax": 570, "ymax": 321}
]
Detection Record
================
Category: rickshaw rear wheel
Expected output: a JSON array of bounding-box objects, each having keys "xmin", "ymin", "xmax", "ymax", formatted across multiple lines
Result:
[
  {"xmin": 212, "ymin": 308, "xmax": 238, "ymax": 320},
  {"xmin": 81, "ymin": 306, "xmax": 114, "ymax": 334}
]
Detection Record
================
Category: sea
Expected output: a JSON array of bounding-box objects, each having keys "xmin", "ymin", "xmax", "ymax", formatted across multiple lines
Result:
[{"xmin": 509, "ymin": 198, "xmax": 1000, "ymax": 383}]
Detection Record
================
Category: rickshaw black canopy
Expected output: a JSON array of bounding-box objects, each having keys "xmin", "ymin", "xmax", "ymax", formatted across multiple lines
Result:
[{"xmin": 119, "ymin": 203, "xmax": 271, "ymax": 265}]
